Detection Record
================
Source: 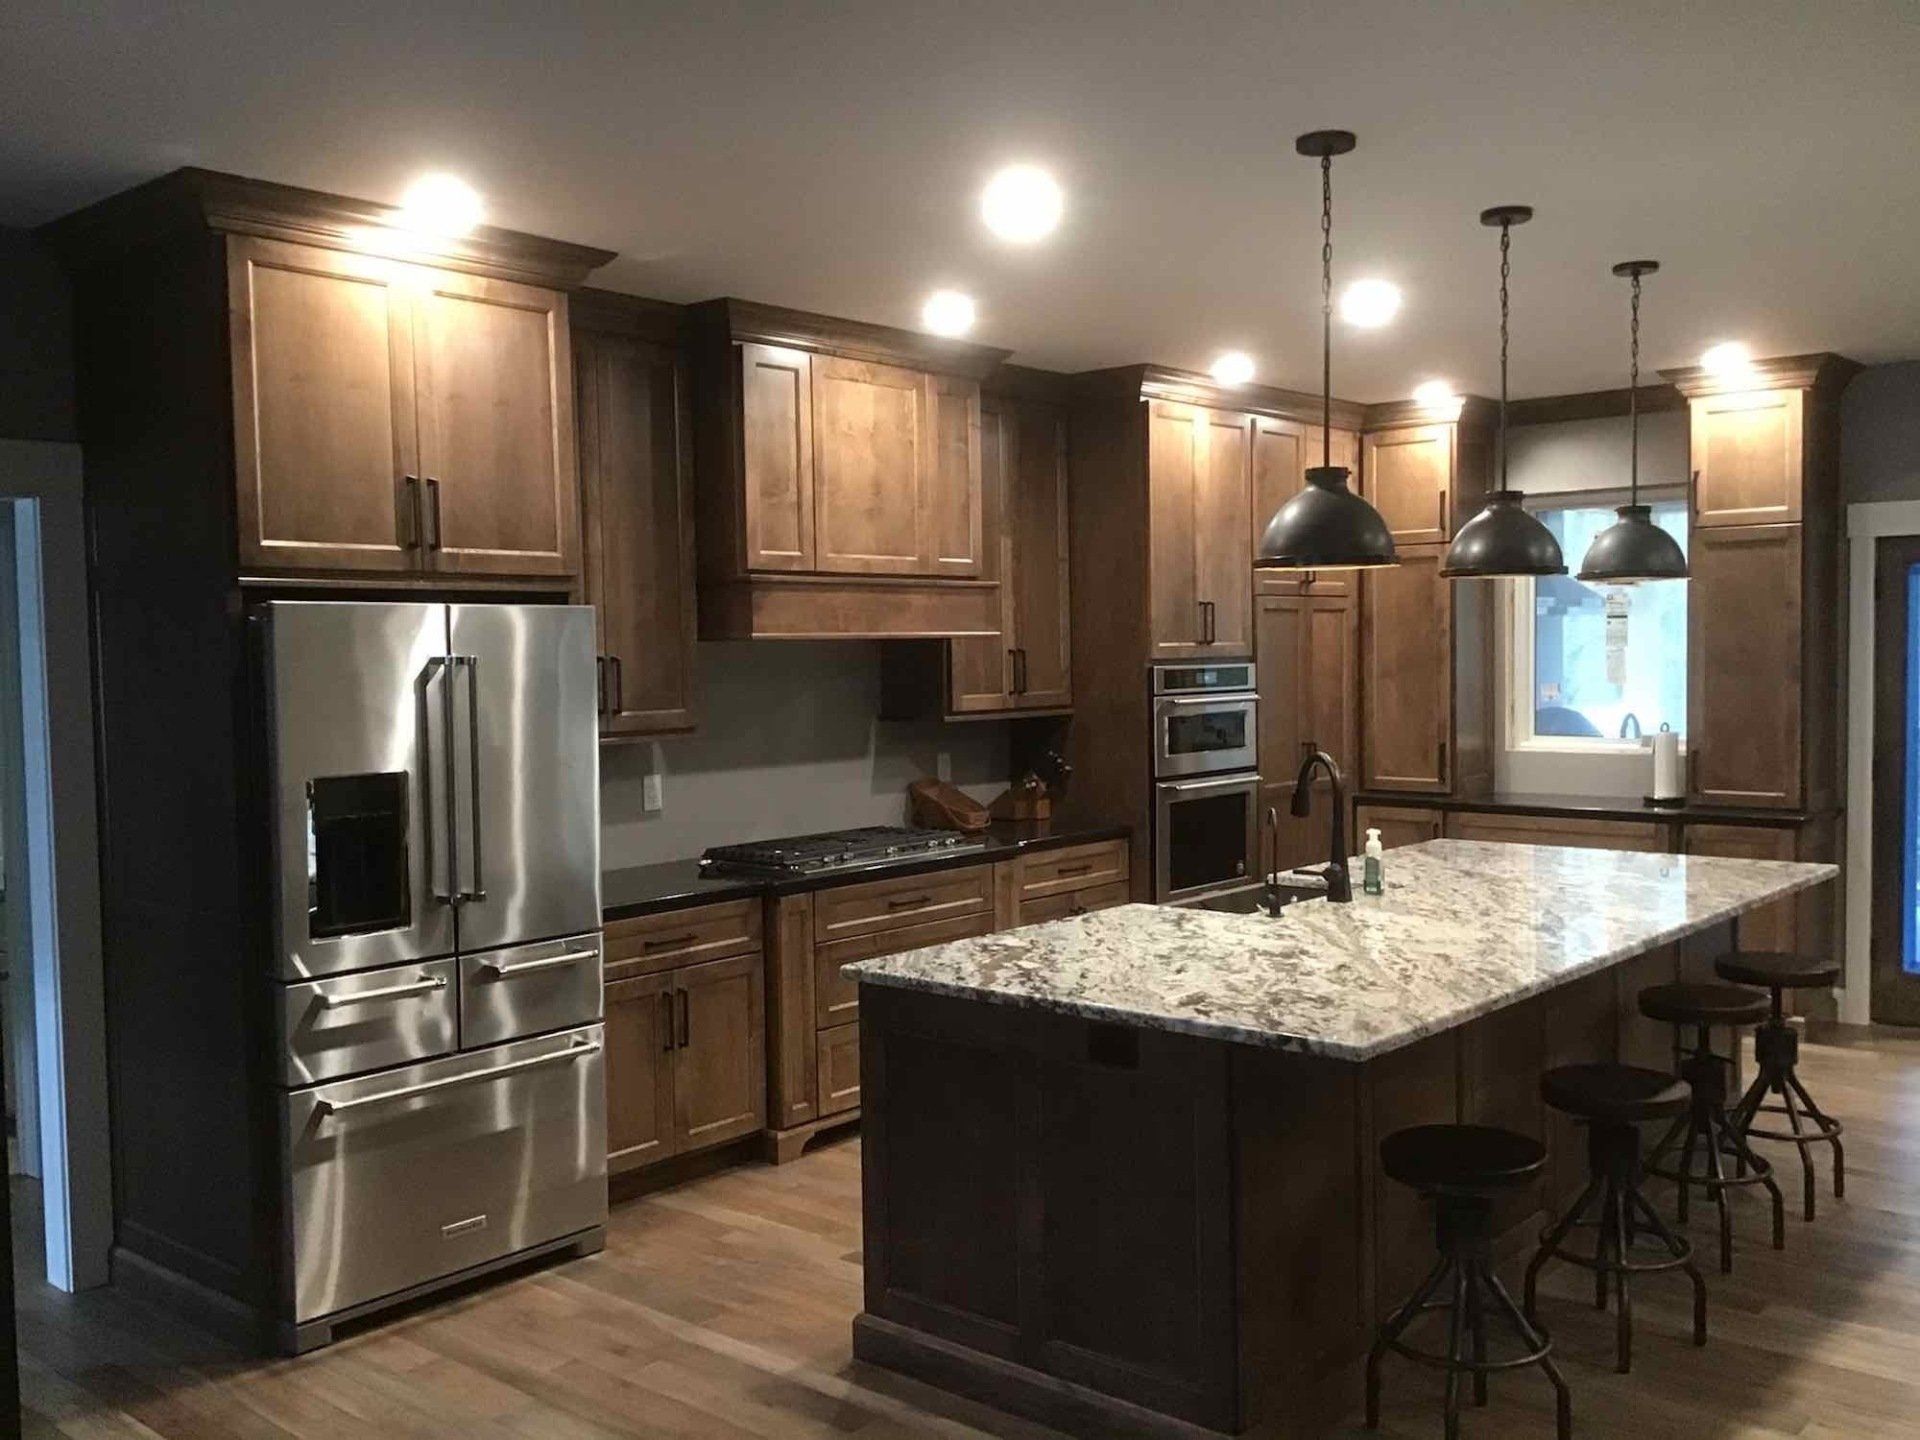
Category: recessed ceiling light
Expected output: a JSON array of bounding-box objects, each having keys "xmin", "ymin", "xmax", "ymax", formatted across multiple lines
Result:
[
  {"xmin": 1412, "ymin": 379, "xmax": 1454, "ymax": 406},
  {"xmin": 1701, "ymin": 340, "xmax": 1754, "ymax": 376},
  {"xmin": 921, "ymin": 289, "xmax": 977, "ymax": 337},
  {"xmin": 397, "ymin": 173, "xmax": 483, "ymax": 238},
  {"xmin": 1210, "ymin": 351, "xmax": 1256, "ymax": 386},
  {"xmin": 1340, "ymin": 278, "xmax": 1402, "ymax": 329},
  {"xmin": 980, "ymin": 164, "xmax": 1064, "ymax": 243}
]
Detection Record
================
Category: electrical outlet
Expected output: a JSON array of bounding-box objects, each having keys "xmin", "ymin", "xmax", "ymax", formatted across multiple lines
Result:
[
  {"xmin": 936, "ymin": 751, "xmax": 953, "ymax": 782},
  {"xmin": 642, "ymin": 772, "xmax": 663, "ymax": 813}
]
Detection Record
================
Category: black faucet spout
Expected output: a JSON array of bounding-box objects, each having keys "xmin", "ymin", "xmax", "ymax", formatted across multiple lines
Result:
[{"xmin": 1290, "ymin": 748, "xmax": 1352, "ymax": 903}]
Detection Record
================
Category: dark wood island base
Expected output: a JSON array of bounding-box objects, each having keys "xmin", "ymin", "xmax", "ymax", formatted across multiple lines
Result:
[{"xmin": 853, "ymin": 946, "xmax": 1692, "ymax": 1440}]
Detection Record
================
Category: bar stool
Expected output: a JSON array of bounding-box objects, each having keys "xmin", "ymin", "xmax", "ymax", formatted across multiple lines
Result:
[
  {"xmin": 1366, "ymin": 1124, "xmax": 1571, "ymax": 1440},
  {"xmin": 1715, "ymin": 951, "xmax": 1845, "ymax": 1220},
  {"xmin": 1522, "ymin": 1064, "xmax": 1707, "ymax": 1373},
  {"xmin": 1640, "ymin": 982, "xmax": 1785, "ymax": 1271}
]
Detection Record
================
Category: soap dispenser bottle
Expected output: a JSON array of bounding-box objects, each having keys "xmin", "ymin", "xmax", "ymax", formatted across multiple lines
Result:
[{"xmin": 1363, "ymin": 828, "xmax": 1385, "ymax": 896}]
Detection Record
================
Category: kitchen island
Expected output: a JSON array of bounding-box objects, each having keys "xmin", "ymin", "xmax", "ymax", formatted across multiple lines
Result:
[{"xmin": 845, "ymin": 840, "xmax": 1837, "ymax": 1440}]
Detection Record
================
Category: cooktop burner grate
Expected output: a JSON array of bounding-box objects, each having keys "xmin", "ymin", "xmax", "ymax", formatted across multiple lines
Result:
[{"xmin": 700, "ymin": 825, "xmax": 987, "ymax": 875}]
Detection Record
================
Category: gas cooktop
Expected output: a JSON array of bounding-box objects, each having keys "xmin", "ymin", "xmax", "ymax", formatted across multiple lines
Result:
[{"xmin": 699, "ymin": 825, "xmax": 989, "ymax": 876}]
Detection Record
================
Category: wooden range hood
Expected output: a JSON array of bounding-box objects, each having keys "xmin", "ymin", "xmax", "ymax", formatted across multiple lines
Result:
[{"xmin": 687, "ymin": 298, "xmax": 1014, "ymax": 639}]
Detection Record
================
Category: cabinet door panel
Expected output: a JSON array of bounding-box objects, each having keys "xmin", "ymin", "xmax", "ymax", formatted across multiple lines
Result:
[
  {"xmin": 813, "ymin": 356, "xmax": 926, "ymax": 574},
  {"xmin": 1305, "ymin": 590, "xmax": 1359, "ymax": 781},
  {"xmin": 1255, "ymin": 594, "xmax": 1315, "ymax": 871},
  {"xmin": 927, "ymin": 375, "xmax": 984, "ymax": 575},
  {"xmin": 673, "ymin": 953, "xmax": 765, "ymax": 1153},
  {"xmin": 1362, "ymin": 425, "xmax": 1452, "ymax": 544},
  {"xmin": 1692, "ymin": 390, "xmax": 1803, "ymax": 528},
  {"xmin": 1196, "ymin": 410, "xmax": 1253, "ymax": 654},
  {"xmin": 1683, "ymin": 824, "xmax": 1798, "ymax": 953},
  {"xmin": 948, "ymin": 402, "xmax": 1014, "ymax": 712},
  {"xmin": 1010, "ymin": 401, "xmax": 1073, "ymax": 708},
  {"xmin": 228, "ymin": 237, "xmax": 418, "ymax": 573},
  {"xmin": 740, "ymin": 342, "xmax": 815, "ymax": 570},
  {"xmin": 1689, "ymin": 524, "xmax": 1801, "ymax": 808},
  {"xmin": 1148, "ymin": 401, "xmax": 1203, "ymax": 657},
  {"xmin": 579, "ymin": 332, "xmax": 696, "ymax": 736},
  {"xmin": 413, "ymin": 270, "xmax": 578, "ymax": 576},
  {"xmin": 605, "ymin": 971, "xmax": 677, "ymax": 1174},
  {"xmin": 816, "ymin": 1022, "xmax": 861, "ymax": 1117},
  {"xmin": 1251, "ymin": 415, "xmax": 1308, "ymax": 563},
  {"xmin": 1354, "ymin": 805, "xmax": 1444, "ymax": 851},
  {"xmin": 1362, "ymin": 546, "xmax": 1451, "ymax": 791}
]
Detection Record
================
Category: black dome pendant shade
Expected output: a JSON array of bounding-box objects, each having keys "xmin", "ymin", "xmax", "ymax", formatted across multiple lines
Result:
[
  {"xmin": 1441, "ymin": 205, "xmax": 1566, "ymax": 579},
  {"xmin": 1255, "ymin": 130, "xmax": 1398, "ymax": 572},
  {"xmin": 1577, "ymin": 261, "xmax": 1690, "ymax": 585}
]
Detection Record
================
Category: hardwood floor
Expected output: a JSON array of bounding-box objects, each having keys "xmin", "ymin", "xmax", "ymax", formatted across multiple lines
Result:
[{"xmin": 16, "ymin": 1024, "xmax": 1920, "ymax": 1439}]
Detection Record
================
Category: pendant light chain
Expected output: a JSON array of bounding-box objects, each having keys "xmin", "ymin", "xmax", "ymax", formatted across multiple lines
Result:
[
  {"xmin": 1628, "ymin": 268, "xmax": 1642, "ymax": 505},
  {"xmin": 1320, "ymin": 152, "xmax": 1333, "ymax": 467},
  {"xmin": 1498, "ymin": 218, "xmax": 1511, "ymax": 489}
]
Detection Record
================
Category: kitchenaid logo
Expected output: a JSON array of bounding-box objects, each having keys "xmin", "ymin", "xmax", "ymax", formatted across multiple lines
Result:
[{"xmin": 441, "ymin": 1214, "xmax": 489, "ymax": 1239}]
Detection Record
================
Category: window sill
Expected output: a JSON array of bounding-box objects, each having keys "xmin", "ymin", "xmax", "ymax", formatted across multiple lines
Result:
[{"xmin": 1510, "ymin": 738, "xmax": 1687, "ymax": 758}]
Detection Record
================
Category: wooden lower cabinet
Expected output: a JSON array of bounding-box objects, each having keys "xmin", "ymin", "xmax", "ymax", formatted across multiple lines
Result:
[
  {"xmin": 1682, "ymin": 822, "xmax": 1808, "ymax": 957},
  {"xmin": 602, "ymin": 901, "xmax": 766, "ymax": 1176},
  {"xmin": 1445, "ymin": 811, "xmax": 1665, "ymax": 852},
  {"xmin": 1353, "ymin": 803, "xmax": 1443, "ymax": 851}
]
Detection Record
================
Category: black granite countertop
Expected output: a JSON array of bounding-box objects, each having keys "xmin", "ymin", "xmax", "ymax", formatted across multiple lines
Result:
[
  {"xmin": 1356, "ymin": 789, "xmax": 1821, "ymax": 825},
  {"xmin": 602, "ymin": 815, "xmax": 1132, "ymax": 922}
]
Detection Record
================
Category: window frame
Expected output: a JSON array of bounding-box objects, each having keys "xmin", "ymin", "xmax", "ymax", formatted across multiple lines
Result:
[{"xmin": 1500, "ymin": 483, "xmax": 1691, "ymax": 758}]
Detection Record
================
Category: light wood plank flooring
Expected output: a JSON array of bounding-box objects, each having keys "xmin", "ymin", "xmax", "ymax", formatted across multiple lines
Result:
[{"xmin": 17, "ymin": 1024, "xmax": 1920, "ymax": 1439}]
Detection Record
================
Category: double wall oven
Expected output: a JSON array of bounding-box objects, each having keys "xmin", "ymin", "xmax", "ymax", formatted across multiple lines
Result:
[
  {"xmin": 1150, "ymin": 662, "xmax": 1261, "ymax": 902},
  {"xmin": 260, "ymin": 601, "xmax": 606, "ymax": 1351}
]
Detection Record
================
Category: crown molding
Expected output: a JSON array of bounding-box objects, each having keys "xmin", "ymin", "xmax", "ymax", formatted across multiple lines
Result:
[
  {"xmin": 688, "ymin": 297, "xmax": 1012, "ymax": 379},
  {"xmin": 569, "ymin": 287, "xmax": 686, "ymax": 345},
  {"xmin": 1361, "ymin": 393, "xmax": 1497, "ymax": 432},
  {"xmin": 1070, "ymin": 364, "xmax": 1367, "ymax": 430},
  {"xmin": 40, "ymin": 167, "xmax": 616, "ymax": 289},
  {"xmin": 1505, "ymin": 384, "xmax": 1686, "ymax": 427},
  {"xmin": 1659, "ymin": 351, "xmax": 1861, "ymax": 399}
]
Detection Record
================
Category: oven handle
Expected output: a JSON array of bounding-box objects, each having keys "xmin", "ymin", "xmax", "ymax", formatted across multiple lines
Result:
[
  {"xmin": 312, "ymin": 1036, "xmax": 601, "ymax": 1119},
  {"xmin": 1158, "ymin": 695, "xmax": 1257, "ymax": 707},
  {"xmin": 1159, "ymin": 774, "xmax": 1261, "ymax": 793}
]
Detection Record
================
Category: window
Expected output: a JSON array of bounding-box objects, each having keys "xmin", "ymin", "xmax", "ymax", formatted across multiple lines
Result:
[{"xmin": 1508, "ymin": 493, "xmax": 1688, "ymax": 749}]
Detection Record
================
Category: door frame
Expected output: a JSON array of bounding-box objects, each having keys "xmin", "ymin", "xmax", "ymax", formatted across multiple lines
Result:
[
  {"xmin": 0, "ymin": 439, "xmax": 112, "ymax": 1292},
  {"xmin": 1845, "ymin": 501, "xmax": 1920, "ymax": 1024}
]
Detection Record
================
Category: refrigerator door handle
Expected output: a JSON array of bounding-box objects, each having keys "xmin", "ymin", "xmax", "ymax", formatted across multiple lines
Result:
[
  {"xmin": 421, "ymin": 655, "xmax": 460, "ymax": 907},
  {"xmin": 457, "ymin": 654, "xmax": 488, "ymax": 904}
]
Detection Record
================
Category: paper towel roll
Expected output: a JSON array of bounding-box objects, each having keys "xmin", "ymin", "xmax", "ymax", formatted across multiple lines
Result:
[{"xmin": 1649, "ymin": 729, "xmax": 1683, "ymax": 801}]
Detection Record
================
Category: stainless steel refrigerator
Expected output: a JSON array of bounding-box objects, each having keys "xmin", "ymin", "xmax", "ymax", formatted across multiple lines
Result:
[{"xmin": 256, "ymin": 601, "xmax": 606, "ymax": 1352}]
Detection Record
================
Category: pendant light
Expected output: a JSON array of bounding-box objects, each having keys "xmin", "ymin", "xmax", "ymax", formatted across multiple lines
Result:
[
  {"xmin": 1577, "ymin": 261, "xmax": 1690, "ymax": 584},
  {"xmin": 1256, "ymin": 130, "xmax": 1397, "ymax": 572},
  {"xmin": 1441, "ymin": 206, "xmax": 1566, "ymax": 579}
]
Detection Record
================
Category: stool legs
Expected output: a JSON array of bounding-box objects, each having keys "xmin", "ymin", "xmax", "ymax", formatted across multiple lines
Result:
[
  {"xmin": 1368, "ymin": 1197, "xmax": 1571, "ymax": 1440},
  {"xmin": 1525, "ymin": 1121, "xmax": 1707, "ymax": 1373},
  {"xmin": 1726, "ymin": 995, "xmax": 1845, "ymax": 1221}
]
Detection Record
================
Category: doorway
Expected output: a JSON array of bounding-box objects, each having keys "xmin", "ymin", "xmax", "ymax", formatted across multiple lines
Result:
[{"xmin": 1871, "ymin": 535, "xmax": 1920, "ymax": 1023}]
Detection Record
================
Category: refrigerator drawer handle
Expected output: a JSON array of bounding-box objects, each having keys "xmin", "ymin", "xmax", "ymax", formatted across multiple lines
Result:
[
  {"xmin": 315, "ymin": 974, "xmax": 448, "ymax": 1009},
  {"xmin": 313, "ymin": 1037, "xmax": 601, "ymax": 1119},
  {"xmin": 479, "ymin": 947, "xmax": 598, "ymax": 978}
]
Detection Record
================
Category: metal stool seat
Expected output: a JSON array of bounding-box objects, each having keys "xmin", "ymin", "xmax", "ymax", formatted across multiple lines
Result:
[
  {"xmin": 1367, "ymin": 1124, "xmax": 1571, "ymax": 1440},
  {"xmin": 1640, "ymin": 983, "xmax": 1786, "ymax": 1272},
  {"xmin": 1715, "ymin": 952, "xmax": 1845, "ymax": 1220},
  {"xmin": 1525, "ymin": 1064, "xmax": 1707, "ymax": 1373}
]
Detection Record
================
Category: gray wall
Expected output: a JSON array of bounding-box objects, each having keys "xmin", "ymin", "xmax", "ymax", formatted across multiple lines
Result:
[
  {"xmin": 1506, "ymin": 409, "xmax": 1689, "ymax": 498},
  {"xmin": 1841, "ymin": 361, "xmax": 1920, "ymax": 506},
  {"xmin": 600, "ymin": 641, "xmax": 1010, "ymax": 869},
  {"xmin": 0, "ymin": 227, "xmax": 75, "ymax": 444}
]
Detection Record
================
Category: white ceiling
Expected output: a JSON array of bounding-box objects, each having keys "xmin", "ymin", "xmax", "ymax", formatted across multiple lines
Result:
[{"xmin": 3, "ymin": 1, "xmax": 1917, "ymax": 400}]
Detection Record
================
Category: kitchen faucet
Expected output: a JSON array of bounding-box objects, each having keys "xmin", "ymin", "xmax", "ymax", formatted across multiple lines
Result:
[{"xmin": 1289, "ymin": 748, "xmax": 1353, "ymax": 903}]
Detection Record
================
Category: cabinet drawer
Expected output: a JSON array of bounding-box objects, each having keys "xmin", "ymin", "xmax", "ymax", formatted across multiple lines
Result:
[
  {"xmin": 461, "ymin": 933, "xmax": 604, "ymax": 1049},
  {"xmin": 1015, "ymin": 880, "xmax": 1132, "ymax": 928},
  {"xmin": 605, "ymin": 899, "xmax": 761, "ymax": 980},
  {"xmin": 816, "ymin": 1022, "xmax": 861, "ymax": 1117},
  {"xmin": 1016, "ymin": 840, "xmax": 1129, "ymax": 901},
  {"xmin": 279, "ymin": 958, "xmax": 458, "ymax": 1086},
  {"xmin": 812, "ymin": 864, "xmax": 993, "ymax": 945},
  {"xmin": 1443, "ymin": 813, "xmax": 1666, "ymax": 853},
  {"xmin": 813, "ymin": 908, "xmax": 996, "ymax": 1030}
]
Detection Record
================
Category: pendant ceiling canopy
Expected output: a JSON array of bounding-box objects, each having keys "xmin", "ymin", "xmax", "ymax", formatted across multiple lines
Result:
[
  {"xmin": 1441, "ymin": 205, "xmax": 1566, "ymax": 580},
  {"xmin": 1255, "ymin": 129, "xmax": 1398, "ymax": 573},
  {"xmin": 1577, "ymin": 261, "xmax": 1690, "ymax": 585}
]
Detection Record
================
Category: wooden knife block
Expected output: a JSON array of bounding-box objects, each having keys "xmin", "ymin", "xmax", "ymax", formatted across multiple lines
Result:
[{"xmin": 909, "ymin": 777, "xmax": 990, "ymax": 833}]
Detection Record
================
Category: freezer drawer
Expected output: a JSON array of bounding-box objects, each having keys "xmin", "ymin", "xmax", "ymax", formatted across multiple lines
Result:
[
  {"xmin": 459, "ymin": 933, "xmax": 604, "ymax": 1049},
  {"xmin": 283, "ymin": 1025, "xmax": 607, "ymax": 1326},
  {"xmin": 278, "ymin": 958, "xmax": 459, "ymax": 1086}
]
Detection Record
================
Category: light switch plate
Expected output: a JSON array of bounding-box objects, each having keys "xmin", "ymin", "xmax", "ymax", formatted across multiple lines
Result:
[{"xmin": 642, "ymin": 772, "xmax": 663, "ymax": 812}]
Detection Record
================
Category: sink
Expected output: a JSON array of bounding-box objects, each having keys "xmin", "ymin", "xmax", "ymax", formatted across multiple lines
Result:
[{"xmin": 1176, "ymin": 874, "xmax": 1326, "ymax": 916}]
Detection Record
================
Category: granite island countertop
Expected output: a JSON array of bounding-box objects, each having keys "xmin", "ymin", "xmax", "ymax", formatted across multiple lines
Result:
[{"xmin": 844, "ymin": 839, "xmax": 1838, "ymax": 1061}]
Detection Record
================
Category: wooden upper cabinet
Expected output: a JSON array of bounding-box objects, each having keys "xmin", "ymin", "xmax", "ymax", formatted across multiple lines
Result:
[
  {"xmin": 739, "ymin": 342, "xmax": 815, "ymax": 571},
  {"xmin": 1195, "ymin": 408, "xmax": 1253, "ymax": 653},
  {"xmin": 1256, "ymin": 585, "xmax": 1358, "ymax": 872},
  {"xmin": 1691, "ymin": 389, "xmax": 1804, "ymax": 527},
  {"xmin": 1147, "ymin": 401, "xmax": 1252, "ymax": 657},
  {"xmin": 927, "ymin": 374, "xmax": 985, "ymax": 576},
  {"xmin": 410, "ymin": 269, "xmax": 578, "ymax": 577},
  {"xmin": 227, "ymin": 236, "xmax": 420, "ymax": 573},
  {"xmin": 812, "ymin": 355, "xmax": 928, "ymax": 575},
  {"xmin": 1362, "ymin": 424, "xmax": 1453, "ymax": 545},
  {"xmin": 1361, "ymin": 544, "xmax": 1452, "ymax": 792},
  {"xmin": 944, "ymin": 393, "xmax": 1013, "ymax": 713},
  {"xmin": 1255, "ymin": 422, "xmax": 1360, "ymax": 596},
  {"xmin": 1689, "ymin": 523, "xmax": 1803, "ymax": 808},
  {"xmin": 1305, "ymin": 588, "xmax": 1359, "ymax": 779},
  {"xmin": 577, "ymin": 327, "xmax": 696, "ymax": 737}
]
